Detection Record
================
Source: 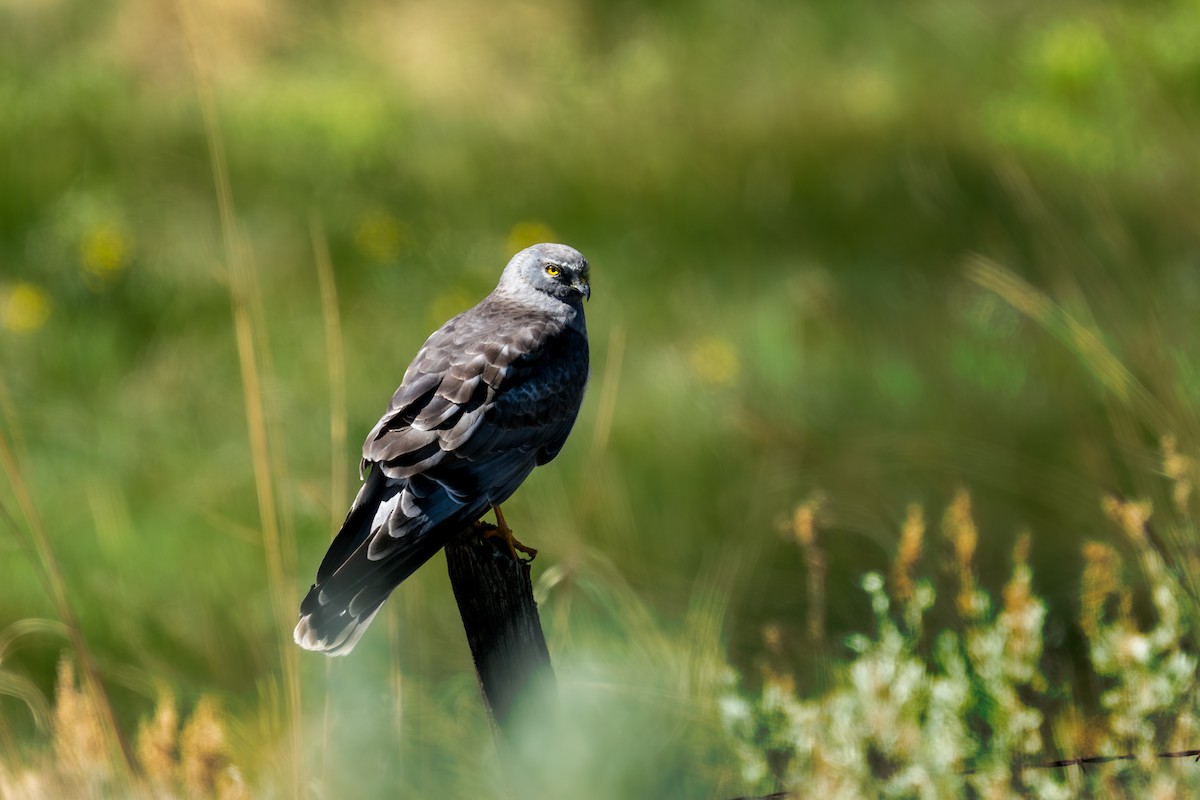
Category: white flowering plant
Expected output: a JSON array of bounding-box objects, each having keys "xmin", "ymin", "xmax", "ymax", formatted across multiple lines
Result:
[{"xmin": 722, "ymin": 469, "xmax": 1200, "ymax": 799}]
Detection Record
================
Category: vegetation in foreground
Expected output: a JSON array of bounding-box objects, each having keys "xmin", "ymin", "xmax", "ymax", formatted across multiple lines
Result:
[
  {"xmin": 726, "ymin": 469, "xmax": 1200, "ymax": 798},
  {"xmin": 5, "ymin": 470, "xmax": 1200, "ymax": 798}
]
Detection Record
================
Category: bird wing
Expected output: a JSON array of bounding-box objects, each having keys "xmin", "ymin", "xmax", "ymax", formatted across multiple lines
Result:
[{"xmin": 295, "ymin": 298, "xmax": 587, "ymax": 654}]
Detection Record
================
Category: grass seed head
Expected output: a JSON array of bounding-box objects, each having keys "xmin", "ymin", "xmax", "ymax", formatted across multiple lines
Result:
[
  {"xmin": 180, "ymin": 697, "xmax": 230, "ymax": 798},
  {"xmin": 1162, "ymin": 435, "xmax": 1194, "ymax": 514},
  {"xmin": 944, "ymin": 489, "xmax": 980, "ymax": 617},
  {"xmin": 136, "ymin": 689, "xmax": 179, "ymax": 785},
  {"xmin": 891, "ymin": 503, "xmax": 925, "ymax": 602},
  {"xmin": 1080, "ymin": 542, "xmax": 1123, "ymax": 639},
  {"xmin": 51, "ymin": 656, "xmax": 110, "ymax": 785},
  {"xmin": 1101, "ymin": 495, "xmax": 1153, "ymax": 546}
]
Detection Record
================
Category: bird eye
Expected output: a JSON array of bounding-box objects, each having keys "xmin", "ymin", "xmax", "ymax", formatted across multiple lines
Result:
[{"xmin": 545, "ymin": 264, "xmax": 561, "ymax": 278}]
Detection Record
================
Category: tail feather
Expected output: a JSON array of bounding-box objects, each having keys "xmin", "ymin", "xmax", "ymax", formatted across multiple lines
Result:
[
  {"xmin": 293, "ymin": 467, "xmax": 483, "ymax": 655},
  {"xmin": 294, "ymin": 603, "xmax": 383, "ymax": 656}
]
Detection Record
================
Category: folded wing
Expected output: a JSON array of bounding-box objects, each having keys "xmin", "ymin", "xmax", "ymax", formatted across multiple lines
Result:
[{"xmin": 294, "ymin": 302, "xmax": 588, "ymax": 655}]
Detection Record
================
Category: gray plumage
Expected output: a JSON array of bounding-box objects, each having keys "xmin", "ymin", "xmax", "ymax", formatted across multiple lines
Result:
[{"xmin": 295, "ymin": 243, "xmax": 591, "ymax": 655}]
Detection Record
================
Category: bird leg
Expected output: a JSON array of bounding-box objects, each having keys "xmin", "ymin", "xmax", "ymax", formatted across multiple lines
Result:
[{"xmin": 482, "ymin": 505, "xmax": 538, "ymax": 562}]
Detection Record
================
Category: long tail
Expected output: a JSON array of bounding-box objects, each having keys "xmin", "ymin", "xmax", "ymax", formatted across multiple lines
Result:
[{"xmin": 293, "ymin": 468, "xmax": 479, "ymax": 655}]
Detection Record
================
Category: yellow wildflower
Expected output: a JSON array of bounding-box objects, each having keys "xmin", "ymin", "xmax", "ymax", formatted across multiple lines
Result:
[
  {"xmin": 2, "ymin": 282, "xmax": 51, "ymax": 334},
  {"xmin": 689, "ymin": 336, "xmax": 740, "ymax": 386},
  {"xmin": 354, "ymin": 211, "xmax": 407, "ymax": 263},
  {"xmin": 506, "ymin": 221, "xmax": 557, "ymax": 254},
  {"xmin": 80, "ymin": 224, "xmax": 130, "ymax": 282}
]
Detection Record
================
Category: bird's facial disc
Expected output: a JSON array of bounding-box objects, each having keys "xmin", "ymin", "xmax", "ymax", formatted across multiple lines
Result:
[
  {"xmin": 542, "ymin": 259, "xmax": 590, "ymax": 301},
  {"xmin": 504, "ymin": 243, "xmax": 590, "ymax": 303},
  {"xmin": 519, "ymin": 244, "xmax": 588, "ymax": 301}
]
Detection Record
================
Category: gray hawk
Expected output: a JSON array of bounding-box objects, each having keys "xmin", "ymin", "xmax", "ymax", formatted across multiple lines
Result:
[{"xmin": 295, "ymin": 243, "xmax": 591, "ymax": 655}]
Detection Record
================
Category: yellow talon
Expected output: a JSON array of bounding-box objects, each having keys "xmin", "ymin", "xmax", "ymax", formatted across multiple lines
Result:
[{"xmin": 483, "ymin": 505, "xmax": 538, "ymax": 562}]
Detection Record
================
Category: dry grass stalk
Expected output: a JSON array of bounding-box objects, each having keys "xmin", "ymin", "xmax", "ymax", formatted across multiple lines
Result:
[
  {"xmin": 136, "ymin": 689, "xmax": 179, "ymax": 786},
  {"xmin": 178, "ymin": 4, "xmax": 302, "ymax": 793},
  {"xmin": 180, "ymin": 697, "xmax": 248, "ymax": 800},
  {"xmin": 51, "ymin": 657, "xmax": 111, "ymax": 786},
  {"xmin": 1001, "ymin": 533, "xmax": 1033, "ymax": 619},
  {"xmin": 1080, "ymin": 542, "xmax": 1125, "ymax": 640},
  {"xmin": 310, "ymin": 211, "xmax": 349, "ymax": 529},
  {"xmin": 760, "ymin": 623, "xmax": 795, "ymax": 695},
  {"xmin": 792, "ymin": 495, "xmax": 826, "ymax": 645},
  {"xmin": 1101, "ymin": 495, "xmax": 1152, "ymax": 547},
  {"xmin": 311, "ymin": 211, "xmax": 347, "ymax": 777},
  {"xmin": 1162, "ymin": 435, "xmax": 1193, "ymax": 514},
  {"xmin": 1000, "ymin": 532, "xmax": 1044, "ymax": 687},
  {"xmin": 966, "ymin": 256, "xmax": 1172, "ymax": 433},
  {"xmin": 0, "ymin": 661, "xmax": 248, "ymax": 799},
  {"xmin": 0, "ymin": 416, "xmax": 133, "ymax": 774},
  {"xmin": 944, "ymin": 489, "xmax": 979, "ymax": 618},
  {"xmin": 891, "ymin": 503, "xmax": 925, "ymax": 602}
]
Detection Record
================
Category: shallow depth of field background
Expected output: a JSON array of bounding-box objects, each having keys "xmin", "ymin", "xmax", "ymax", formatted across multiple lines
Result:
[{"xmin": 2, "ymin": 0, "xmax": 1200, "ymax": 796}]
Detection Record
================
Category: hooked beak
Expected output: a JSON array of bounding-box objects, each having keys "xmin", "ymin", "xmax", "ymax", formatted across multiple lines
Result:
[{"xmin": 574, "ymin": 279, "xmax": 591, "ymax": 301}]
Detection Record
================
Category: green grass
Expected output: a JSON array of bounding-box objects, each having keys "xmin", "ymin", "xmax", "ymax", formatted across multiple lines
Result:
[{"xmin": 2, "ymin": 0, "xmax": 1200, "ymax": 796}]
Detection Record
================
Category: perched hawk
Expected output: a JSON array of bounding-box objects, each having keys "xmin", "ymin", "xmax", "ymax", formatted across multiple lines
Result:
[{"xmin": 295, "ymin": 243, "xmax": 591, "ymax": 655}]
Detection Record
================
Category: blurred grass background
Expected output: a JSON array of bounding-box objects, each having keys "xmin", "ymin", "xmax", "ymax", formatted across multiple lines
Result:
[{"xmin": 2, "ymin": 0, "xmax": 1200, "ymax": 795}]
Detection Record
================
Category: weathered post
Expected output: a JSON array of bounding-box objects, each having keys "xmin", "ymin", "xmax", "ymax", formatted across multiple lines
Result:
[{"xmin": 444, "ymin": 522, "xmax": 556, "ymax": 739}]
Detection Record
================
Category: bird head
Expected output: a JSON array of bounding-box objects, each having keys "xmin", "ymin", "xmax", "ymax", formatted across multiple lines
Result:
[{"xmin": 502, "ymin": 243, "xmax": 591, "ymax": 304}]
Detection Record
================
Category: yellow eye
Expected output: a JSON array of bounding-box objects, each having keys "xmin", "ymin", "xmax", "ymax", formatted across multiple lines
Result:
[{"xmin": 545, "ymin": 264, "xmax": 561, "ymax": 277}]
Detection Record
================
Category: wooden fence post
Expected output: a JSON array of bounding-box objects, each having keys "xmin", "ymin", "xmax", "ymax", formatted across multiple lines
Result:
[{"xmin": 444, "ymin": 522, "xmax": 556, "ymax": 741}]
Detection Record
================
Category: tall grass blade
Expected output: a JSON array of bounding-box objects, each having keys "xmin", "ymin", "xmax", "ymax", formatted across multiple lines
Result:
[
  {"xmin": 311, "ymin": 211, "xmax": 349, "ymax": 527},
  {"xmin": 310, "ymin": 210, "xmax": 349, "ymax": 781},
  {"xmin": 966, "ymin": 255, "xmax": 1173, "ymax": 436},
  {"xmin": 177, "ymin": 2, "xmax": 303, "ymax": 793},
  {"xmin": 0, "ymin": 419, "xmax": 133, "ymax": 774}
]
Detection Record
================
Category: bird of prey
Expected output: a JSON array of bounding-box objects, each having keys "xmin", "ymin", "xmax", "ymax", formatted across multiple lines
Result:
[{"xmin": 295, "ymin": 243, "xmax": 591, "ymax": 656}]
